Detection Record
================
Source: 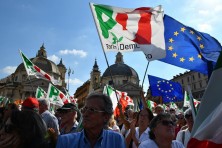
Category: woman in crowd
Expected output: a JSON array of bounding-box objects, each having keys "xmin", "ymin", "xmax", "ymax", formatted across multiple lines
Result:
[
  {"xmin": 125, "ymin": 108, "xmax": 154, "ymax": 148},
  {"xmin": 0, "ymin": 110, "xmax": 53, "ymax": 148},
  {"xmin": 176, "ymin": 108, "xmax": 194, "ymax": 147},
  {"xmin": 139, "ymin": 113, "xmax": 184, "ymax": 148}
]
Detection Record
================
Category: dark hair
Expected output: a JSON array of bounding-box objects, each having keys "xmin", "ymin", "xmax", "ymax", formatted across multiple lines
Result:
[
  {"xmin": 139, "ymin": 108, "xmax": 154, "ymax": 122},
  {"xmin": 149, "ymin": 112, "xmax": 172, "ymax": 140},
  {"xmin": 86, "ymin": 93, "xmax": 113, "ymax": 116},
  {"xmin": 10, "ymin": 110, "xmax": 48, "ymax": 148},
  {"xmin": 86, "ymin": 93, "xmax": 113, "ymax": 126}
]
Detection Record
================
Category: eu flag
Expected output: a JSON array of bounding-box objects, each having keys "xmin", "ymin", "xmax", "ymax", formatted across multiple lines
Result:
[
  {"xmin": 160, "ymin": 15, "xmax": 222, "ymax": 74},
  {"xmin": 148, "ymin": 75, "xmax": 183, "ymax": 103}
]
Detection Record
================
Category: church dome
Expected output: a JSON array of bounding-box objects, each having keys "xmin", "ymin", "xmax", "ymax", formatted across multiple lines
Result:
[
  {"xmin": 102, "ymin": 52, "xmax": 139, "ymax": 79},
  {"xmin": 15, "ymin": 57, "xmax": 61, "ymax": 75},
  {"xmin": 15, "ymin": 44, "xmax": 61, "ymax": 75},
  {"xmin": 102, "ymin": 63, "xmax": 138, "ymax": 78}
]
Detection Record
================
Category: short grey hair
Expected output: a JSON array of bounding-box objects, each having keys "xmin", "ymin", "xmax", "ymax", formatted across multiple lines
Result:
[
  {"xmin": 86, "ymin": 93, "xmax": 113, "ymax": 117},
  {"xmin": 38, "ymin": 99, "xmax": 50, "ymax": 109}
]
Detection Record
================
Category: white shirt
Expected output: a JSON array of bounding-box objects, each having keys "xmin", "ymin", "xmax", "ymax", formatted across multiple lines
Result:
[
  {"xmin": 176, "ymin": 128, "xmax": 191, "ymax": 147},
  {"xmin": 139, "ymin": 140, "xmax": 184, "ymax": 148},
  {"xmin": 126, "ymin": 127, "xmax": 151, "ymax": 148}
]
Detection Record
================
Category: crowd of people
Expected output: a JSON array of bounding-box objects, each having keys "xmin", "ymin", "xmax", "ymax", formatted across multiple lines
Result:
[{"xmin": 0, "ymin": 92, "xmax": 194, "ymax": 148}]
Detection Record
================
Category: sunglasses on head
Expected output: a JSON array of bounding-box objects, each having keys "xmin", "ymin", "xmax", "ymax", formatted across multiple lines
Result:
[
  {"xmin": 185, "ymin": 114, "xmax": 192, "ymax": 118},
  {"xmin": 160, "ymin": 120, "xmax": 175, "ymax": 126}
]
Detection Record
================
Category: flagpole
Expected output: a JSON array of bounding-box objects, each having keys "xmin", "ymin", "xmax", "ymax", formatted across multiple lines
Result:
[
  {"xmin": 18, "ymin": 49, "xmax": 35, "ymax": 97},
  {"xmin": 139, "ymin": 60, "xmax": 150, "ymax": 109},
  {"xmin": 141, "ymin": 61, "xmax": 150, "ymax": 90},
  {"xmin": 89, "ymin": 4, "xmax": 119, "ymax": 102}
]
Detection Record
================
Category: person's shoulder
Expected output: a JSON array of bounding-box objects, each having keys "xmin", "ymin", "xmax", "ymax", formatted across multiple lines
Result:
[
  {"xmin": 139, "ymin": 140, "xmax": 157, "ymax": 148},
  {"xmin": 59, "ymin": 131, "xmax": 82, "ymax": 140},
  {"xmin": 172, "ymin": 140, "xmax": 185, "ymax": 148}
]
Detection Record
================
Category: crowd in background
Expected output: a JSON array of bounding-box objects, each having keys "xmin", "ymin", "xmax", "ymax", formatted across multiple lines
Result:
[{"xmin": 0, "ymin": 92, "xmax": 194, "ymax": 148}]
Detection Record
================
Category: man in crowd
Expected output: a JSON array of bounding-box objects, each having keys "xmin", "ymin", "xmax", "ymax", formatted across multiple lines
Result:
[
  {"xmin": 56, "ymin": 93, "xmax": 126, "ymax": 148},
  {"xmin": 38, "ymin": 98, "xmax": 59, "ymax": 134},
  {"xmin": 57, "ymin": 103, "xmax": 79, "ymax": 135}
]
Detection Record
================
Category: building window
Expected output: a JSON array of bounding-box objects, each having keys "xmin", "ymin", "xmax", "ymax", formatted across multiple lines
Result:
[
  {"xmin": 181, "ymin": 79, "xmax": 184, "ymax": 84},
  {"xmin": 123, "ymin": 80, "xmax": 128, "ymax": 84},
  {"xmin": 198, "ymin": 73, "xmax": 201, "ymax": 78},
  {"xmin": 199, "ymin": 81, "xmax": 202, "ymax": 88},
  {"xmin": 108, "ymin": 80, "xmax": 113, "ymax": 85},
  {"xmin": 187, "ymin": 77, "xmax": 190, "ymax": 82},
  {"xmin": 193, "ymin": 83, "xmax": 196, "ymax": 90},
  {"xmin": 14, "ymin": 76, "xmax": 18, "ymax": 82},
  {"xmin": 192, "ymin": 75, "xmax": 195, "ymax": 81}
]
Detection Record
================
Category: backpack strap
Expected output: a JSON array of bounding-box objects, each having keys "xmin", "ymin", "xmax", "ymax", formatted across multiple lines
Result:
[{"xmin": 182, "ymin": 130, "xmax": 185, "ymax": 145}]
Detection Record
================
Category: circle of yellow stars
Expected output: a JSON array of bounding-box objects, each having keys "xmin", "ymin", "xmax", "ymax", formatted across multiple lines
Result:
[
  {"xmin": 167, "ymin": 26, "xmax": 204, "ymax": 64},
  {"xmin": 156, "ymin": 80, "xmax": 174, "ymax": 94}
]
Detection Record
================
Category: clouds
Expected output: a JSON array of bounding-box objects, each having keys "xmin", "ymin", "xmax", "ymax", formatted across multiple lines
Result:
[
  {"xmin": 48, "ymin": 54, "xmax": 60, "ymax": 63},
  {"xmin": 59, "ymin": 49, "xmax": 87, "ymax": 58},
  {"xmin": 0, "ymin": 66, "xmax": 17, "ymax": 74},
  {"xmin": 183, "ymin": 0, "xmax": 222, "ymax": 35},
  {"xmin": 65, "ymin": 78, "xmax": 83, "ymax": 86}
]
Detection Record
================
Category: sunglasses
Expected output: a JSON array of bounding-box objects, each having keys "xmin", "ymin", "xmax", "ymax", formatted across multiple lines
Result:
[
  {"xmin": 160, "ymin": 120, "xmax": 175, "ymax": 126},
  {"xmin": 81, "ymin": 107, "xmax": 105, "ymax": 114},
  {"xmin": 185, "ymin": 114, "xmax": 192, "ymax": 118}
]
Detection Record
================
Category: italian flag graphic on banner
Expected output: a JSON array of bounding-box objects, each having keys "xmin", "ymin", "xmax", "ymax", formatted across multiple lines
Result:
[
  {"xmin": 35, "ymin": 86, "xmax": 47, "ymax": 99},
  {"xmin": 19, "ymin": 50, "xmax": 62, "ymax": 86},
  {"xmin": 47, "ymin": 83, "xmax": 69, "ymax": 106},
  {"xmin": 90, "ymin": 3, "xmax": 165, "ymax": 61}
]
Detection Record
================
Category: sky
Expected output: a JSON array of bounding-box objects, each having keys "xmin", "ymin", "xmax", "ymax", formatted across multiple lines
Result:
[{"xmin": 0, "ymin": 0, "xmax": 222, "ymax": 96}]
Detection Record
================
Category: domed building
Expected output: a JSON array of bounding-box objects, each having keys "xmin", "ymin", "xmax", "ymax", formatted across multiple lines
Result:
[
  {"xmin": 75, "ymin": 52, "xmax": 142, "ymax": 110},
  {"xmin": 0, "ymin": 44, "xmax": 67, "ymax": 100}
]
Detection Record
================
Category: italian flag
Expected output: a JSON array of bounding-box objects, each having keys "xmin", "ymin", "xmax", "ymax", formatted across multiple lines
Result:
[
  {"xmin": 47, "ymin": 83, "xmax": 69, "ymax": 106},
  {"xmin": 103, "ymin": 85, "xmax": 133, "ymax": 117},
  {"xmin": 19, "ymin": 50, "xmax": 62, "ymax": 86},
  {"xmin": 183, "ymin": 90, "xmax": 201, "ymax": 108},
  {"xmin": 146, "ymin": 100, "xmax": 157, "ymax": 110},
  {"xmin": 35, "ymin": 86, "xmax": 47, "ymax": 99},
  {"xmin": 90, "ymin": 3, "xmax": 165, "ymax": 61},
  {"xmin": 188, "ymin": 52, "xmax": 222, "ymax": 148}
]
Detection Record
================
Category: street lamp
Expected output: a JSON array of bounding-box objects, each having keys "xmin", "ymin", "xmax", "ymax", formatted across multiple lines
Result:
[{"xmin": 68, "ymin": 67, "xmax": 74, "ymax": 92}]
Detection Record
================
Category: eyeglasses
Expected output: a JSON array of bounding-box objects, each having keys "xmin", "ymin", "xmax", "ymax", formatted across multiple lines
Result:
[
  {"xmin": 81, "ymin": 107, "xmax": 105, "ymax": 114},
  {"xmin": 160, "ymin": 120, "xmax": 175, "ymax": 126},
  {"xmin": 185, "ymin": 114, "xmax": 192, "ymax": 119}
]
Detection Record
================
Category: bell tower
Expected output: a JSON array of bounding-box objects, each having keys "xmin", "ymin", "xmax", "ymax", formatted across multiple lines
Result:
[{"xmin": 89, "ymin": 59, "xmax": 101, "ymax": 92}]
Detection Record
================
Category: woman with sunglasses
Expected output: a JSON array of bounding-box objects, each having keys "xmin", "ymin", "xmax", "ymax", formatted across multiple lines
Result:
[
  {"xmin": 176, "ymin": 108, "xmax": 193, "ymax": 147},
  {"xmin": 139, "ymin": 113, "xmax": 184, "ymax": 148}
]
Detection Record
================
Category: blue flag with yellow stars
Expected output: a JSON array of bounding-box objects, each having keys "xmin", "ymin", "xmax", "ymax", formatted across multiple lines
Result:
[
  {"xmin": 160, "ymin": 15, "xmax": 222, "ymax": 74},
  {"xmin": 148, "ymin": 75, "xmax": 183, "ymax": 103}
]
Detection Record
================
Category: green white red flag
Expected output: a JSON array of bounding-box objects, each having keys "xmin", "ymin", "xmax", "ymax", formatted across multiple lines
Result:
[
  {"xmin": 103, "ymin": 85, "xmax": 133, "ymax": 117},
  {"xmin": 47, "ymin": 83, "xmax": 69, "ymax": 106},
  {"xmin": 183, "ymin": 90, "xmax": 200, "ymax": 108},
  {"xmin": 188, "ymin": 52, "xmax": 222, "ymax": 148},
  {"xmin": 35, "ymin": 86, "xmax": 47, "ymax": 99},
  {"xmin": 90, "ymin": 3, "xmax": 165, "ymax": 61},
  {"xmin": 146, "ymin": 100, "xmax": 157, "ymax": 110},
  {"xmin": 19, "ymin": 50, "xmax": 62, "ymax": 86}
]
